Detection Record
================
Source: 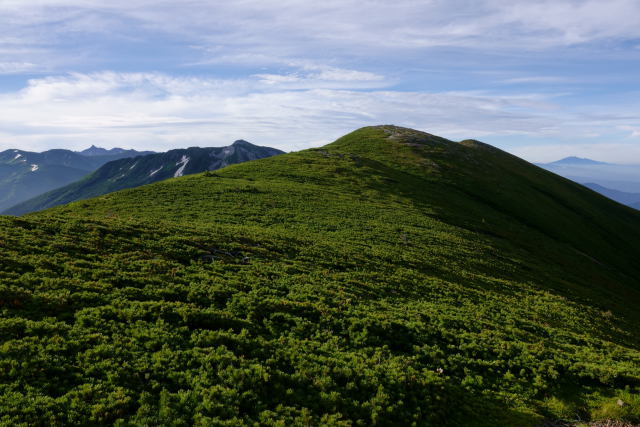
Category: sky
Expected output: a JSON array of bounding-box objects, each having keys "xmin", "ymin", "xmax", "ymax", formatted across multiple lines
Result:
[{"xmin": 0, "ymin": 0, "xmax": 639, "ymax": 163}]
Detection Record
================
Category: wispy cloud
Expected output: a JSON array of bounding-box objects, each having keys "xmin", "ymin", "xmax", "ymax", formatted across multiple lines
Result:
[
  {"xmin": 501, "ymin": 76, "xmax": 568, "ymax": 85},
  {"xmin": 0, "ymin": 71, "xmax": 636, "ymax": 160},
  {"xmin": 0, "ymin": 62, "xmax": 37, "ymax": 75},
  {"xmin": 253, "ymin": 66, "xmax": 388, "ymax": 90},
  {"xmin": 3, "ymin": 1, "xmax": 640, "ymax": 70},
  {"xmin": 0, "ymin": 1, "xmax": 638, "ymax": 162},
  {"xmin": 619, "ymin": 126, "xmax": 640, "ymax": 138}
]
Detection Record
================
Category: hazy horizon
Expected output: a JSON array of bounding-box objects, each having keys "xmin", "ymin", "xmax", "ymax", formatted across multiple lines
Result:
[{"xmin": 4, "ymin": 141, "xmax": 640, "ymax": 167}]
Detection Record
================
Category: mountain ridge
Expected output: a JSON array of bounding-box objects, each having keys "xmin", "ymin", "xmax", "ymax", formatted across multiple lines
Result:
[
  {"xmin": 1, "ymin": 125, "xmax": 639, "ymax": 425},
  {"xmin": 78, "ymin": 145, "xmax": 155, "ymax": 157},
  {"xmin": 3, "ymin": 140, "xmax": 284, "ymax": 215},
  {"xmin": 582, "ymin": 182, "xmax": 640, "ymax": 208},
  {"xmin": 0, "ymin": 147, "xmax": 151, "ymax": 211},
  {"xmin": 537, "ymin": 156, "xmax": 640, "ymax": 194},
  {"xmin": 533, "ymin": 157, "xmax": 640, "ymax": 208},
  {"xmin": 543, "ymin": 156, "xmax": 609, "ymax": 166}
]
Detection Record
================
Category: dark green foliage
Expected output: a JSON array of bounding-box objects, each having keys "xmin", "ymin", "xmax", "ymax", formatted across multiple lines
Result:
[{"xmin": 1, "ymin": 126, "xmax": 639, "ymax": 425}]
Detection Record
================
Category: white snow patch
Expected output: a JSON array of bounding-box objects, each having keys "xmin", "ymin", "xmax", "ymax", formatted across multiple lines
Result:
[
  {"xmin": 30, "ymin": 164, "xmax": 39, "ymax": 172},
  {"xmin": 14, "ymin": 153, "xmax": 22, "ymax": 160},
  {"xmin": 149, "ymin": 166, "xmax": 163, "ymax": 177},
  {"xmin": 174, "ymin": 155, "xmax": 189, "ymax": 177},
  {"xmin": 129, "ymin": 161, "xmax": 138, "ymax": 170}
]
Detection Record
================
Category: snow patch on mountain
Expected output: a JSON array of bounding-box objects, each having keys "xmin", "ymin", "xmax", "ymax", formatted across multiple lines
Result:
[
  {"xmin": 174, "ymin": 155, "xmax": 189, "ymax": 178},
  {"xmin": 30, "ymin": 164, "xmax": 39, "ymax": 172},
  {"xmin": 149, "ymin": 166, "xmax": 163, "ymax": 177}
]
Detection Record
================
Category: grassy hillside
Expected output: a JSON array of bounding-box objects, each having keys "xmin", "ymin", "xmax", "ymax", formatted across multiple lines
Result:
[{"xmin": 1, "ymin": 126, "xmax": 639, "ymax": 426}]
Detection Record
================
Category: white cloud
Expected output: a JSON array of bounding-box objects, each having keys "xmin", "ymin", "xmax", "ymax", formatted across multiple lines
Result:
[
  {"xmin": 494, "ymin": 0, "xmax": 640, "ymax": 45},
  {"xmin": 0, "ymin": 1, "xmax": 638, "ymax": 161},
  {"xmin": 0, "ymin": 71, "xmax": 636, "ymax": 157},
  {"xmin": 2, "ymin": 0, "xmax": 640, "ymax": 73},
  {"xmin": 0, "ymin": 62, "xmax": 37, "ymax": 74},
  {"xmin": 620, "ymin": 126, "xmax": 640, "ymax": 138},
  {"xmin": 253, "ymin": 66, "xmax": 387, "ymax": 90},
  {"xmin": 501, "ymin": 76, "xmax": 568, "ymax": 85}
]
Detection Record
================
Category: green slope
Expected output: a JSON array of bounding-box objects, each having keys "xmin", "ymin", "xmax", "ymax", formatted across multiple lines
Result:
[{"xmin": 1, "ymin": 126, "xmax": 639, "ymax": 426}]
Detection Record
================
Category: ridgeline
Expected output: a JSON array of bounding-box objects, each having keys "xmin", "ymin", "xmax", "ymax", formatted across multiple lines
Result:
[{"xmin": 1, "ymin": 126, "xmax": 639, "ymax": 425}]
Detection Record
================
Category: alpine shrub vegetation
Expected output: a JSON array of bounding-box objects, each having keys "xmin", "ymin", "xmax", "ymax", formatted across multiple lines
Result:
[{"xmin": 1, "ymin": 126, "xmax": 639, "ymax": 425}]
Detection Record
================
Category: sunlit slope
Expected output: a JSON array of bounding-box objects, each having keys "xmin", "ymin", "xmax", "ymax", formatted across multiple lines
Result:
[
  {"xmin": 51, "ymin": 125, "xmax": 640, "ymax": 309},
  {"xmin": 1, "ymin": 126, "xmax": 639, "ymax": 425}
]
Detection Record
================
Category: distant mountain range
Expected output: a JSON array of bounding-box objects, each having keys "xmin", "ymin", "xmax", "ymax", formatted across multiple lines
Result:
[
  {"xmin": 79, "ymin": 145, "xmax": 153, "ymax": 157},
  {"xmin": 0, "ymin": 146, "xmax": 154, "ymax": 212},
  {"xmin": 544, "ymin": 156, "xmax": 609, "ymax": 166},
  {"xmin": 537, "ymin": 157, "xmax": 640, "ymax": 208},
  {"xmin": 3, "ymin": 140, "xmax": 283, "ymax": 215},
  {"xmin": 5, "ymin": 149, "xmax": 636, "ymax": 215},
  {"xmin": 581, "ymin": 183, "xmax": 640, "ymax": 208}
]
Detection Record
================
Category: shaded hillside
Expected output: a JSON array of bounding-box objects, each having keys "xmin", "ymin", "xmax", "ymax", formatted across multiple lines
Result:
[
  {"xmin": 3, "ymin": 141, "xmax": 283, "ymax": 215},
  {"xmin": 1, "ymin": 126, "xmax": 639, "ymax": 425},
  {"xmin": 0, "ymin": 148, "xmax": 151, "ymax": 211}
]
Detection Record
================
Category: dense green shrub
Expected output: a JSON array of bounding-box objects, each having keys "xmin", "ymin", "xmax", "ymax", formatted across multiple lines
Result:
[{"xmin": 1, "ymin": 126, "xmax": 639, "ymax": 425}]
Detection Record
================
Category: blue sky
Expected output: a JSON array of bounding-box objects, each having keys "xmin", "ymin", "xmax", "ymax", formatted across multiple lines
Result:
[{"xmin": 1, "ymin": 0, "xmax": 640, "ymax": 163}]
